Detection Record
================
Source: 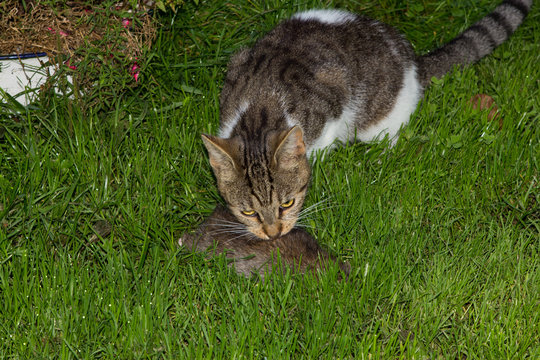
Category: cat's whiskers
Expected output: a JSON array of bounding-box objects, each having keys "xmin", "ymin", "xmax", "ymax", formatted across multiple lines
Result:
[
  {"xmin": 210, "ymin": 218, "xmax": 245, "ymax": 226},
  {"xmin": 291, "ymin": 202, "xmax": 350, "ymax": 232},
  {"xmin": 297, "ymin": 198, "xmax": 335, "ymax": 217},
  {"xmin": 207, "ymin": 223, "xmax": 246, "ymax": 231},
  {"xmin": 208, "ymin": 219, "xmax": 247, "ymax": 229},
  {"xmin": 207, "ymin": 227, "xmax": 247, "ymax": 237},
  {"xmin": 299, "ymin": 198, "xmax": 331, "ymax": 214},
  {"xmin": 298, "ymin": 202, "xmax": 348, "ymax": 219},
  {"xmin": 221, "ymin": 230, "xmax": 257, "ymax": 246},
  {"xmin": 293, "ymin": 221, "xmax": 316, "ymax": 230},
  {"xmin": 296, "ymin": 203, "xmax": 341, "ymax": 222},
  {"xmin": 200, "ymin": 219, "xmax": 255, "ymax": 245}
]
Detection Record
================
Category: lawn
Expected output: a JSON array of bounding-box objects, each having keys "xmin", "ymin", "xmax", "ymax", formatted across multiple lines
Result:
[{"xmin": 0, "ymin": 0, "xmax": 538, "ymax": 358}]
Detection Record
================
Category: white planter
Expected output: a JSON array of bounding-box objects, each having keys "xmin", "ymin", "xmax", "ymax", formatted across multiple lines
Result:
[{"xmin": 0, "ymin": 54, "xmax": 71, "ymax": 106}]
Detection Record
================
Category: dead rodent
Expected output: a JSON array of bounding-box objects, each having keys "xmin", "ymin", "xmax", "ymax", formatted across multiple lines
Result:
[{"xmin": 179, "ymin": 205, "xmax": 350, "ymax": 280}]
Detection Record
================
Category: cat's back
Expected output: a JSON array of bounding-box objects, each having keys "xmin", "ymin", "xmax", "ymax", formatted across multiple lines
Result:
[
  {"xmin": 219, "ymin": 9, "xmax": 416, "ymax": 144},
  {"xmin": 267, "ymin": 10, "xmax": 412, "ymax": 58},
  {"xmin": 222, "ymin": 9, "xmax": 414, "ymax": 94}
]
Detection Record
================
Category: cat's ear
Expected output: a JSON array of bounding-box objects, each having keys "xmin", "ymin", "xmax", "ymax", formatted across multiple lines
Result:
[
  {"xmin": 201, "ymin": 134, "xmax": 239, "ymax": 182},
  {"xmin": 273, "ymin": 126, "xmax": 306, "ymax": 169}
]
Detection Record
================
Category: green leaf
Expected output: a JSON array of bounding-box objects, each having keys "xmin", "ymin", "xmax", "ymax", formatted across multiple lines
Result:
[
  {"xmin": 156, "ymin": 1, "xmax": 166, "ymax": 12},
  {"xmin": 181, "ymin": 84, "xmax": 203, "ymax": 95},
  {"xmin": 430, "ymin": 76, "xmax": 443, "ymax": 86},
  {"xmin": 480, "ymin": 133, "xmax": 496, "ymax": 145},
  {"xmin": 447, "ymin": 134, "xmax": 463, "ymax": 149}
]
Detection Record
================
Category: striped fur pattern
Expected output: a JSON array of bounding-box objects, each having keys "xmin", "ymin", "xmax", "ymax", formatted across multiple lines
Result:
[
  {"xmin": 203, "ymin": 0, "xmax": 532, "ymax": 240},
  {"xmin": 202, "ymin": 126, "xmax": 310, "ymax": 240},
  {"xmin": 417, "ymin": 0, "xmax": 533, "ymax": 86}
]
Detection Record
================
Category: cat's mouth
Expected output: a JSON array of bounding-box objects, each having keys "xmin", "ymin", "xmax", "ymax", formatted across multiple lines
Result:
[
  {"xmin": 251, "ymin": 222, "xmax": 293, "ymax": 240},
  {"xmin": 264, "ymin": 223, "xmax": 282, "ymax": 240},
  {"xmin": 265, "ymin": 232, "xmax": 282, "ymax": 241}
]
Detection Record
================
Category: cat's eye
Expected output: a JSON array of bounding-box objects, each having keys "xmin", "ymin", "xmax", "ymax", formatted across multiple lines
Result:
[
  {"xmin": 241, "ymin": 210, "xmax": 257, "ymax": 217},
  {"xmin": 280, "ymin": 199, "xmax": 295, "ymax": 209}
]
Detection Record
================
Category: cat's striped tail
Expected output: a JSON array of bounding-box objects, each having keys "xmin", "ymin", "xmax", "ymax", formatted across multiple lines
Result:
[{"xmin": 417, "ymin": 0, "xmax": 533, "ymax": 87}]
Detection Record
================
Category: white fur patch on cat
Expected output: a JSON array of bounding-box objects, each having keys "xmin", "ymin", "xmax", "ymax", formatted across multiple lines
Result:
[
  {"xmin": 219, "ymin": 100, "xmax": 249, "ymax": 138},
  {"xmin": 307, "ymin": 65, "xmax": 421, "ymax": 155},
  {"xmin": 292, "ymin": 9, "xmax": 356, "ymax": 25},
  {"xmin": 308, "ymin": 102, "xmax": 358, "ymax": 156},
  {"xmin": 357, "ymin": 65, "xmax": 422, "ymax": 143}
]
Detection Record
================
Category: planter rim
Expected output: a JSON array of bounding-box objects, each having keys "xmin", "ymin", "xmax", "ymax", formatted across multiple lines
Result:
[{"xmin": 0, "ymin": 52, "xmax": 48, "ymax": 61}]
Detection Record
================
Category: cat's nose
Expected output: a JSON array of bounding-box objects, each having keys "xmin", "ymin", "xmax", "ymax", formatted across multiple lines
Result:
[
  {"xmin": 267, "ymin": 232, "xmax": 282, "ymax": 240},
  {"xmin": 264, "ymin": 225, "xmax": 281, "ymax": 240}
]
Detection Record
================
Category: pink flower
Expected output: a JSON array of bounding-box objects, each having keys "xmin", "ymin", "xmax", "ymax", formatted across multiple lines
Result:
[
  {"xmin": 130, "ymin": 63, "xmax": 140, "ymax": 82},
  {"xmin": 47, "ymin": 27, "xmax": 69, "ymax": 37},
  {"xmin": 122, "ymin": 18, "xmax": 131, "ymax": 29},
  {"xmin": 64, "ymin": 59, "xmax": 77, "ymax": 70}
]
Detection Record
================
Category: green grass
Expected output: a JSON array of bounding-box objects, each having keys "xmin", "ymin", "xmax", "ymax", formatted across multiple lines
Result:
[{"xmin": 1, "ymin": 0, "xmax": 539, "ymax": 358}]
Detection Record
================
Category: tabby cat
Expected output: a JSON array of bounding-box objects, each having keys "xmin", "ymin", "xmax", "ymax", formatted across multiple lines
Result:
[
  {"xmin": 201, "ymin": 0, "xmax": 532, "ymax": 240},
  {"xmin": 179, "ymin": 205, "xmax": 350, "ymax": 279}
]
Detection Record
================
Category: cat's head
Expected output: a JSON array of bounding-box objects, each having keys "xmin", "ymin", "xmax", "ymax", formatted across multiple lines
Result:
[{"xmin": 202, "ymin": 126, "xmax": 310, "ymax": 240}]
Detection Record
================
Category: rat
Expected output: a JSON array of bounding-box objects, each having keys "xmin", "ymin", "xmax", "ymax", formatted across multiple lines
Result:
[{"xmin": 179, "ymin": 205, "xmax": 350, "ymax": 280}]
